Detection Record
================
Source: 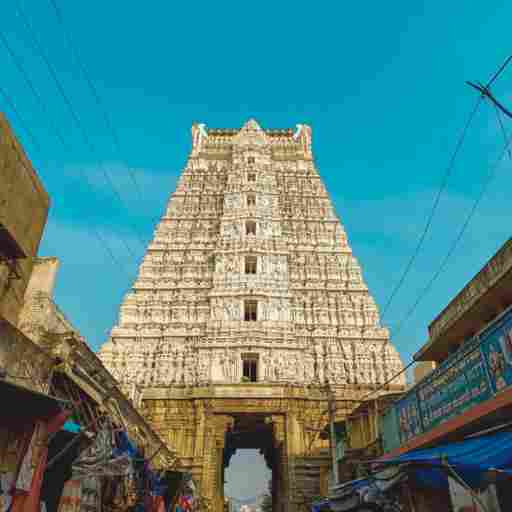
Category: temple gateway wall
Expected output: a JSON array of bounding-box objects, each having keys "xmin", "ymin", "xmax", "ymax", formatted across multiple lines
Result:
[
  {"xmin": 99, "ymin": 120, "xmax": 405, "ymax": 512},
  {"xmin": 99, "ymin": 119, "xmax": 404, "ymax": 390}
]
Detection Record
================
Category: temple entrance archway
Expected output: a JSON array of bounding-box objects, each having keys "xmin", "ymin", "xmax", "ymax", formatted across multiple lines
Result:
[
  {"xmin": 223, "ymin": 415, "xmax": 282, "ymax": 512},
  {"xmin": 140, "ymin": 385, "xmax": 360, "ymax": 512}
]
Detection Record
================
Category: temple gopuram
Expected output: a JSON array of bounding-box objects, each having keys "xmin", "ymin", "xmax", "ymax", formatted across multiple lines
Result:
[{"xmin": 99, "ymin": 119, "xmax": 405, "ymax": 512}]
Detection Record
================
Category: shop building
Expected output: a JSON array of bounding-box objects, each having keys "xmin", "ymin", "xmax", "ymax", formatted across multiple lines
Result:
[
  {"xmin": 376, "ymin": 238, "xmax": 512, "ymax": 511},
  {"xmin": 320, "ymin": 239, "xmax": 512, "ymax": 512},
  {"xmin": 1, "ymin": 111, "xmax": 188, "ymax": 512}
]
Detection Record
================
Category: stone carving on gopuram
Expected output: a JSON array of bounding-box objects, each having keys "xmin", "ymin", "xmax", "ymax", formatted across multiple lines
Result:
[{"xmin": 99, "ymin": 120, "xmax": 405, "ymax": 512}]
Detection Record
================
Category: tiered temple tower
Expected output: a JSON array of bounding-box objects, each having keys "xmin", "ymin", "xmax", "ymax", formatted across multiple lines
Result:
[
  {"xmin": 99, "ymin": 120, "xmax": 405, "ymax": 512},
  {"xmin": 100, "ymin": 120, "xmax": 403, "ymax": 388}
]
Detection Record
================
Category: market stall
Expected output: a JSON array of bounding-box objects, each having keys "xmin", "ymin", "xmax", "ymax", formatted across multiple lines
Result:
[{"xmin": 0, "ymin": 379, "xmax": 69, "ymax": 512}]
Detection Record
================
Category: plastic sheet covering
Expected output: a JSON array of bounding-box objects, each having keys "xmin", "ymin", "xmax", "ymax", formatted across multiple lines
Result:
[
  {"xmin": 62, "ymin": 422, "xmax": 80, "ymax": 434},
  {"xmin": 72, "ymin": 429, "xmax": 131, "ymax": 479},
  {"xmin": 311, "ymin": 499, "xmax": 330, "ymax": 512},
  {"xmin": 112, "ymin": 430, "xmax": 138, "ymax": 459},
  {"xmin": 377, "ymin": 429, "xmax": 512, "ymax": 489}
]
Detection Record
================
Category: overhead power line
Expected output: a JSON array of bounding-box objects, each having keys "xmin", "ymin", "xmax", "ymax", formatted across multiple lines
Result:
[
  {"xmin": 380, "ymin": 97, "xmax": 482, "ymax": 319},
  {"xmin": 0, "ymin": 29, "xmax": 69, "ymax": 150},
  {"xmin": 391, "ymin": 126, "xmax": 510, "ymax": 339},
  {"xmin": 358, "ymin": 57, "xmax": 512, "ymax": 404},
  {"xmin": 47, "ymin": 0, "xmax": 147, "ymax": 208},
  {"xmin": 14, "ymin": 0, "xmax": 147, "ymax": 258},
  {"xmin": 380, "ymin": 55, "xmax": 512, "ymax": 320},
  {"xmin": 0, "ymin": 33, "xmax": 132, "ymax": 278},
  {"xmin": 361, "ymin": 94, "xmax": 512, "ymax": 405}
]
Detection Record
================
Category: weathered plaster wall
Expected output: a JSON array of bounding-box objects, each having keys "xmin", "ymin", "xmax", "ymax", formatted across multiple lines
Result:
[{"xmin": 0, "ymin": 112, "xmax": 50, "ymax": 326}]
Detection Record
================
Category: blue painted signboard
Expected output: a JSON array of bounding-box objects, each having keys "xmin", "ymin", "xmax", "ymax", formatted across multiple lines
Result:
[{"xmin": 393, "ymin": 308, "xmax": 512, "ymax": 446}]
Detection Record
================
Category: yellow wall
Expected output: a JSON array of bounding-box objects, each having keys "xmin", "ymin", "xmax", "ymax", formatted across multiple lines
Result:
[{"xmin": 346, "ymin": 402, "xmax": 380, "ymax": 450}]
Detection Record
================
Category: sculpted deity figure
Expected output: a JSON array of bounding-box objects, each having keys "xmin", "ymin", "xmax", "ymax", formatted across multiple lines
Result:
[
  {"xmin": 213, "ymin": 302, "xmax": 223, "ymax": 321},
  {"xmin": 273, "ymin": 355, "xmax": 282, "ymax": 381},
  {"xmin": 220, "ymin": 349, "xmax": 231, "ymax": 380},
  {"xmin": 262, "ymin": 351, "xmax": 272, "ymax": 381},
  {"xmin": 304, "ymin": 356, "xmax": 315, "ymax": 383},
  {"xmin": 276, "ymin": 300, "xmax": 284, "ymax": 321},
  {"xmin": 283, "ymin": 356, "xmax": 294, "ymax": 379},
  {"xmin": 229, "ymin": 352, "xmax": 238, "ymax": 380},
  {"xmin": 226, "ymin": 255, "xmax": 236, "ymax": 273},
  {"xmin": 198, "ymin": 356, "xmax": 210, "ymax": 384},
  {"xmin": 174, "ymin": 350, "xmax": 184, "ymax": 384},
  {"xmin": 325, "ymin": 360, "xmax": 336, "ymax": 383}
]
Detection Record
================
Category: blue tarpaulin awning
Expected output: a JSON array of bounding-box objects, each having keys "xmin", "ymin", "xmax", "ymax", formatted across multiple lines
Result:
[
  {"xmin": 376, "ymin": 430, "xmax": 512, "ymax": 489},
  {"xmin": 311, "ymin": 499, "xmax": 330, "ymax": 512}
]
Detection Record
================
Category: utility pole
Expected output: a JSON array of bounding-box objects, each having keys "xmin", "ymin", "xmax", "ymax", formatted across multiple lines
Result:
[{"xmin": 327, "ymin": 384, "xmax": 339, "ymax": 487}]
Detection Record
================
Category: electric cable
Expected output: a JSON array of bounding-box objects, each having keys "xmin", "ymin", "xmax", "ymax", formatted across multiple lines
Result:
[
  {"xmin": 493, "ymin": 103, "xmax": 512, "ymax": 160},
  {"xmin": 359, "ymin": 100, "xmax": 512, "ymax": 405},
  {"xmin": 380, "ymin": 96, "xmax": 483, "ymax": 319},
  {"xmin": 391, "ymin": 126, "xmax": 512, "ymax": 341},
  {"xmin": 0, "ymin": 28, "xmax": 68, "ymax": 151},
  {"xmin": 381, "ymin": 55, "xmax": 512, "ymax": 320},
  {"xmin": 0, "ymin": 76, "xmax": 132, "ymax": 277},
  {"xmin": 47, "ymin": 0, "xmax": 147, "ymax": 210},
  {"xmin": 14, "ymin": 0, "xmax": 147, "ymax": 257}
]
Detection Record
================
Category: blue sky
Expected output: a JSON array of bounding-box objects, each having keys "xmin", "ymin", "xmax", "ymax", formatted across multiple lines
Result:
[{"xmin": 2, "ymin": 0, "xmax": 512, "ymax": 499}]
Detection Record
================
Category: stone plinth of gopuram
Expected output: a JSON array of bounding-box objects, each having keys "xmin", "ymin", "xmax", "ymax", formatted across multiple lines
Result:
[
  {"xmin": 99, "ymin": 119, "xmax": 407, "ymax": 512},
  {"xmin": 139, "ymin": 383, "xmax": 402, "ymax": 512}
]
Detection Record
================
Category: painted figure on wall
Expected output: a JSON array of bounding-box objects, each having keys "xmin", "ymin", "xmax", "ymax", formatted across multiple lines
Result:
[{"xmin": 488, "ymin": 343, "xmax": 507, "ymax": 391}]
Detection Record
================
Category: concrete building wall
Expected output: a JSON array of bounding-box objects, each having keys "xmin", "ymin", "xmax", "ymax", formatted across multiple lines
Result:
[
  {"xmin": 0, "ymin": 113, "xmax": 50, "ymax": 326},
  {"xmin": 24, "ymin": 257, "xmax": 60, "ymax": 297}
]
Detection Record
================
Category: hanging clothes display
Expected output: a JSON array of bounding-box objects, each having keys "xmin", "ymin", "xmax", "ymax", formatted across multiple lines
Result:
[
  {"xmin": 0, "ymin": 380, "xmax": 66, "ymax": 512},
  {"xmin": 72, "ymin": 425, "xmax": 131, "ymax": 481},
  {"xmin": 10, "ymin": 410, "xmax": 69, "ymax": 512},
  {"xmin": 56, "ymin": 479, "xmax": 81, "ymax": 512},
  {"xmin": 161, "ymin": 471, "xmax": 184, "ymax": 511},
  {"xmin": 79, "ymin": 476, "xmax": 100, "ymax": 512},
  {"xmin": 40, "ymin": 430, "xmax": 82, "ymax": 512},
  {"xmin": 14, "ymin": 422, "xmax": 43, "ymax": 493}
]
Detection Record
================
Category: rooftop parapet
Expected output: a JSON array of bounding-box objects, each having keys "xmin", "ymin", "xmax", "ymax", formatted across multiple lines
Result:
[{"xmin": 416, "ymin": 238, "xmax": 512, "ymax": 362}]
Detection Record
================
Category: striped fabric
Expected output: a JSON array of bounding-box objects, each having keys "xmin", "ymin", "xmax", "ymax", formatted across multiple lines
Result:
[{"xmin": 57, "ymin": 479, "xmax": 81, "ymax": 512}]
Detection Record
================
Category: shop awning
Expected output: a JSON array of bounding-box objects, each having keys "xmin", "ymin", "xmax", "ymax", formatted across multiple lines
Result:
[
  {"xmin": 375, "ymin": 430, "xmax": 512, "ymax": 488},
  {"xmin": 311, "ymin": 499, "xmax": 330, "ymax": 512},
  {"xmin": 0, "ymin": 379, "xmax": 65, "ymax": 425}
]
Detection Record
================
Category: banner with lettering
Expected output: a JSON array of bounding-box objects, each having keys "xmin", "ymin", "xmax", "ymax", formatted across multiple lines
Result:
[{"xmin": 417, "ymin": 337, "xmax": 492, "ymax": 432}]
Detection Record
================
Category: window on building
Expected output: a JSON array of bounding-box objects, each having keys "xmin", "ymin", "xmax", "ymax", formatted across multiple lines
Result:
[
  {"xmin": 246, "ymin": 220, "xmax": 256, "ymax": 235},
  {"xmin": 248, "ymin": 173, "xmax": 256, "ymax": 182},
  {"xmin": 244, "ymin": 300, "xmax": 258, "ymax": 321},
  {"xmin": 242, "ymin": 354, "xmax": 258, "ymax": 382},
  {"xmin": 247, "ymin": 194, "xmax": 256, "ymax": 207},
  {"xmin": 245, "ymin": 256, "xmax": 257, "ymax": 274},
  {"xmin": 248, "ymin": 157, "xmax": 255, "ymax": 164}
]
